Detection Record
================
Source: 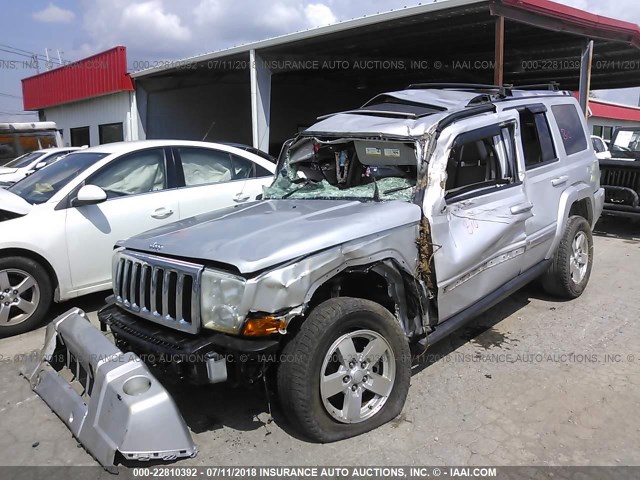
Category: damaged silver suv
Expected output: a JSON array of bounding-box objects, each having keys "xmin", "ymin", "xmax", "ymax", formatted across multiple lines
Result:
[{"xmin": 28, "ymin": 84, "xmax": 604, "ymax": 464}]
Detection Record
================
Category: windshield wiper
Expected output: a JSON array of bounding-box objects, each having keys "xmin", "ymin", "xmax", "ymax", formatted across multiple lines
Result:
[
  {"xmin": 383, "ymin": 184, "xmax": 415, "ymax": 195},
  {"xmin": 281, "ymin": 178, "xmax": 319, "ymax": 199}
]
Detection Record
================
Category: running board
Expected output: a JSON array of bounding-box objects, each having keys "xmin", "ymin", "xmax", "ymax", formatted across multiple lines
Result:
[
  {"xmin": 20, "ymin": 308, "xmax": 197, "ymax": 471},
  {"xmin": 427, "ymin": 259, "xmax": 551, "ymax": 346}
]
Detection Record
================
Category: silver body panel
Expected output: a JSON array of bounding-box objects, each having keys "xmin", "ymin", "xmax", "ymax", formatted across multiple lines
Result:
[
  {"xmin": 123, "ymin": 199, "xmax": 422, "ymax": 274},
  {"xmin": 21, "ymin": 308, "xmax": 197, "ymax": 470}
]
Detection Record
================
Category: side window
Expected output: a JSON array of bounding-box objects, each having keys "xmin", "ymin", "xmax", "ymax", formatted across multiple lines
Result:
[
  {"xmin": 43, "ymin": 151, "xmax": 71, "ymax": 166},
  {"xmin": 518, "ymin": 108, "xmax": 556, "ymax": 168},
  {"xmin": 591, "ymin": 137, "xmax": 606, "ymax": 153},
  {"xmin": 445, "ymin": 124, "xmax": 517, "ymax": 200},
  {"xmin": 229, "ymin": 154, "xmax": 273, "ymax": 179},
  {"xmin": 89, "ymin": 148, "xmax": 166, "ymax": 198},
  {"xmin": 551, "ymin": 104, "xmax": 588, "ymax": 156},
  {"xmin": 178, "ymin": 147, "xmax": 233, "ymax": 186},
  {"xmin": 230, "ymin": 154, "xmax": 256, "ymax": 179}
]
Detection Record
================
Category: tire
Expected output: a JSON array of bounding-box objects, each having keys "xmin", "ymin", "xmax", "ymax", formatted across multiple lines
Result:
[
  {"xmin": 0, "ymin": 257, "xmax": 53, "ymax": 337},
  {"xmin": 277, "ymin": 297, "xmax": 411, "ymax": 442},
  {"xmin": 541, "ymin": 215, "xmax": 593, "ymax": 299}
]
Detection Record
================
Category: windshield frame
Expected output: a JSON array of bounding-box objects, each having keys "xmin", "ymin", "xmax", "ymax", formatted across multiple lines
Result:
[{"xmin": 264, "ymin": 135, "xmax": 421, "ymax": 203}]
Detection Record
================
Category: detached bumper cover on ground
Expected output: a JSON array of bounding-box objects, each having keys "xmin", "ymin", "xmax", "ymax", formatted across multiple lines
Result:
[{"xmin": 20, "ymin": 308, "xmax": 197, "ymax": 470}]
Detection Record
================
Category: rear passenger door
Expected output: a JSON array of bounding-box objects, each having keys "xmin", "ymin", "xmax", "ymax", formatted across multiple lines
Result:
[
  {"xmin": 509, "ymin": 104, "xmax": 566, "ymax": 270},
  {"xmin": 174, "ymin": 146, "xmax": 272, "ymax": 219},
  {"xmin": 428, "ymin": 111, "xmax": 531, "ymax": 321}
]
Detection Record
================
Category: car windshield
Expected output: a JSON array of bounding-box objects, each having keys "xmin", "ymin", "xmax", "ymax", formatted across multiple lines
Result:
[
  {"xmin": 264, "ymin": 137, "xmax": 417, "ymax": 202},
  {"xmin": 613, "ymin": 129, "xmax": 640, "ymax": 152},
  {"xmin": 8, "ymin": 152, "xmax": 108, "ymax": 204},
  {"xmin": 4, "ymin": 151, "xmax": 44, "ymax": 168}
]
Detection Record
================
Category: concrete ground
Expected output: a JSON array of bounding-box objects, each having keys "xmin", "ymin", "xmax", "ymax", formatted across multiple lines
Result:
[{"xmin": 0, "ymin": 217, "xmax": 638, "ymax": 468}]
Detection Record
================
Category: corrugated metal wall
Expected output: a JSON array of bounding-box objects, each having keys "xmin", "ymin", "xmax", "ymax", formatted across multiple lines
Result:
[
  {"xmin": 43, "ymin": 91, "xmax": 136, "ymax": 147},
  {"xmin": 22, "ymin": 47, "xmax": 134, "ymax": 111}
]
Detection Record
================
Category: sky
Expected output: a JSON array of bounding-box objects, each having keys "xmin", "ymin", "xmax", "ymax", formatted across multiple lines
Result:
[{"xmin": 1, "ymin": 0, "xmax": 639, "ymax": 122}]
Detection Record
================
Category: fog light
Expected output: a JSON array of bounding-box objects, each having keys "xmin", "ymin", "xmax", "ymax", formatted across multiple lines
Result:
[{"xmin": 242, "ymin": 316, "xmax": 287, "ymax": 336}]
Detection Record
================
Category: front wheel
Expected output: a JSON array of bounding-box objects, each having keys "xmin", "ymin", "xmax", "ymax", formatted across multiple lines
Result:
[
  {"xmin": 277, "ymin": 297, "xmax": 411, "ymax": 442},
  {"xmin": 0, "ymin": 257, "xmax": 53, "ymax": 337}
]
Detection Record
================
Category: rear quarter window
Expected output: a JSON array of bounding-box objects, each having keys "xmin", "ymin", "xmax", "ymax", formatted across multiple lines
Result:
[{"xmin": 551, "ymin": 104, "xmax": 588, "ymax": 156}]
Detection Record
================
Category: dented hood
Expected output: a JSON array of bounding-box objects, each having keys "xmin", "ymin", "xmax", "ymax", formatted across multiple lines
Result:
[
  {"xmin": 0, "ymin": 187, "xmax": 32, "ymax": 215},
  {"xmin": 123, "ymin": 200, "xmax": 422, "ymax": 274}
]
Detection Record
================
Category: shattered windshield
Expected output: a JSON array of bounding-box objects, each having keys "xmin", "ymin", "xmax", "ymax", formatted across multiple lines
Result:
[{"xmin": 264, "ymin": 137, "xmax": 418, "ymax": 202}]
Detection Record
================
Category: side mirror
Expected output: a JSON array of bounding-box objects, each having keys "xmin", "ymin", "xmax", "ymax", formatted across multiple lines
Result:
[
  {"xmin": 72, "ymin": 185, "xmax": 107, "ymax": 207},
  {"xmin": 34, "ymin": 161, "xmax": 47, "ymax": 170}
]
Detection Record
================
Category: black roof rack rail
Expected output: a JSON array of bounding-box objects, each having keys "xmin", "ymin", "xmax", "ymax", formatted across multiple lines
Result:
[
  {"xmin": 408, "ymin": 82, "xmax": 501, "ymax": 90},
  {"xmin": 407, "ymin": 82, "xmax": 513, "ymax": 98},
  {"xmin": 511, "ymin": 82, "xmax": 560, "ymax": 91}
]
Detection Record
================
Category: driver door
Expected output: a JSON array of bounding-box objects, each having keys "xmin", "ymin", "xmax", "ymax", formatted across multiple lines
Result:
[
  {"xmin": 427, "ymin": 111, "xmax": 532, "ymax": 321},
  {"xmin": 64, "ymin": 147, "xmax": 180, "ymax": 292}
]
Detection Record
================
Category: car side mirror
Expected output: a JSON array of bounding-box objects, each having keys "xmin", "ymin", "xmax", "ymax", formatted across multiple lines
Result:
[
  {"xmin": 72, "ymin": 185, "xmax": 107, "ymax": 207},
  {"xmin": 35, "ymin": 161, "xmax": 47, "ymax": 170}
]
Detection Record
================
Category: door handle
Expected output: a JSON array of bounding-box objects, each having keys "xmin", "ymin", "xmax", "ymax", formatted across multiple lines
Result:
[
  {"xmin": 551, "ymin": 175, "xmax": 569, "ymax": 187},
  {"xmin": 233, "ymin": 193, "xmax": 250, "ymax": 203},
  {"xmin": 510, "ymin": 202, "xmax": 533, "ymax": 215},
  {"xmin": 151, "ymin": 207, "xmax": 174, "ymax": 219}
]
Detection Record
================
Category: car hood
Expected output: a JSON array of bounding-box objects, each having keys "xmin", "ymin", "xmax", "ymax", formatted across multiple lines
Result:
[
  {"xmin": 123, "ymin": 199, "xmax": 422, "ymax": 274},
  {"xmin": 0, "ymin": 167, "xmax": 18, "ymax": 175},
  {"xmin": 0, "ymin": 187, "xmax": 31, "ymax": 216}
]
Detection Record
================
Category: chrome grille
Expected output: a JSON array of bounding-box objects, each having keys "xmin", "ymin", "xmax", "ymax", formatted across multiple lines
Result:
[{"xmin": 114, "ymin": 250, "xmax": 203, "ymax": 334}]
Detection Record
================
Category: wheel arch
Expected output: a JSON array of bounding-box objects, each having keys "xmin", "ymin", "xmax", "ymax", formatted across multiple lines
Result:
[
  {"xmin": 298, "ymin": 259, "xmax": 428, "ymax": 338},
  {"xmin": 546, "ymin": 184, "xmax": 595, "ymax": 259},
  {"xmin": 0, "ymin": 248, "xmax": 60, "ymax": 301}
]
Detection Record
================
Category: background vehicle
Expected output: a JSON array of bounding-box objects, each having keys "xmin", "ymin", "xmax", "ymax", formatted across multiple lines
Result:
[
  {"xmin": 609, "ymin": 127, "xmax": 640, "ymax": 160},
  {"xmin": 221, "ymin": 142, "xmax": 276, "ymax": 163},
  {"xmin": 0, "ymin": 122, "xmax": 63, "ymax": 166},
  {"xmin": 591, "ymin": 135, "xmax": 611, "ymax": 160},
  {"xmin": 0, "ymin": 140, "xmax": 275, "ymax": 336},
  {"xmin": 599, "ymin": 127, "xmax": 640, "ymax": 218},
  {"xmin": 0, "ymin": 147, "xmax": 83, "ymax": 187}
]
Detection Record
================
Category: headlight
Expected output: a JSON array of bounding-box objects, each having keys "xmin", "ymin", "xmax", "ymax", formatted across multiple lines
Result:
[{"xmin": 200, "ymin": 269, "xmax": 246, "ymax": 333}]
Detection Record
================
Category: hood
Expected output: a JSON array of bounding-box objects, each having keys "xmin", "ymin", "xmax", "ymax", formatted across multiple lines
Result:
[
  {"xmin": 0, "ymin": 188, "xmax": 32, "ymax": 216},
  {"xmin": 0, "ymin": 167, "xmax": 18, "ymax": 175},
  {"xmin": 123, "ymin": 200, "xmax": 422, "ymax": 274}
]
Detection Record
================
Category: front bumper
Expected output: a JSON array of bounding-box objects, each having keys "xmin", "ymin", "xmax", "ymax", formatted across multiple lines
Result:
[
  {"xmin": 98, "ymin": 303, "xmax": 281, "ymax": 385},
  {"xmin": 21, "ymin": 308, "xmax": 197, "ymax": 471}
]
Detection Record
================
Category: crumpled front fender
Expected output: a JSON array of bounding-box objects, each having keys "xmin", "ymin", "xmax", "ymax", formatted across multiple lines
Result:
[{"xmin": 21, "ymin": 308, "xmax": 197, "ymax": 471}]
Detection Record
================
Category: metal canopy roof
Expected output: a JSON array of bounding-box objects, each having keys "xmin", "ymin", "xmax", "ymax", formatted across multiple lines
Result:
[{"xmin": 132, "ymin": 0, "xmax": 640, "ymax": 91}]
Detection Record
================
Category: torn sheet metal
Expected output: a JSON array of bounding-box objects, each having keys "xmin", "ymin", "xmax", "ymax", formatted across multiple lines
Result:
[{"xmin": 21, "ymin": 308, "xmax": 197, "ymax": 471}]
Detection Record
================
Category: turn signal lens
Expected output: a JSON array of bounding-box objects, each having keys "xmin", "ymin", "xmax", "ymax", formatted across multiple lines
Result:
[{"xmin": 242, "ymin": 316, "xmax": 287, "ymax": 336}]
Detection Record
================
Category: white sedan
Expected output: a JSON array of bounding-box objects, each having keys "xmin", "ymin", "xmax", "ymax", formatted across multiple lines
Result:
[
  {"xmin": 0, "ymin": 140, "xmax": 275, "ymax": 336},
  {"xmin": 0, "ymin": 147, "xmax": 83, "ymax": 187}
]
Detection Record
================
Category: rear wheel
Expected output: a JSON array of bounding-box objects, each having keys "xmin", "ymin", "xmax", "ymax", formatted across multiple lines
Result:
[
  {"xmin": 277, "ymin": 297, "xmax": 411, "ymax": 442},
  {"xmin": 0, "ymin": 257, "xmax": 52, "ymax": 337},
  {"xmin": 541, "ymin": 215, "xmax": 593, "ymax": 298}
]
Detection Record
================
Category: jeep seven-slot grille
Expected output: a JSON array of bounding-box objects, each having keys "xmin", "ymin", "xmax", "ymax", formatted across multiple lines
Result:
[
  {"xmin": 114, "ymin": 251, "xmax": 203, "ymax": 334},
  {"xmin": 600, "ymin": 165, "xmax": 640, "ymax": 206},
  {"xmin": 601, "ymin": 167, "xmax": 640, "ymax": 191}
]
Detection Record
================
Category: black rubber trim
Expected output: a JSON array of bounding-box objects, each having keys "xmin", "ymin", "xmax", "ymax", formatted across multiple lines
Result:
[
  {"xmin": 427, "ymin": 259, "xmax": 552, "ymax": 346},
  {"xmin": 98, "ymin": 304, "xmax": 280, "ymax": 356}
]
